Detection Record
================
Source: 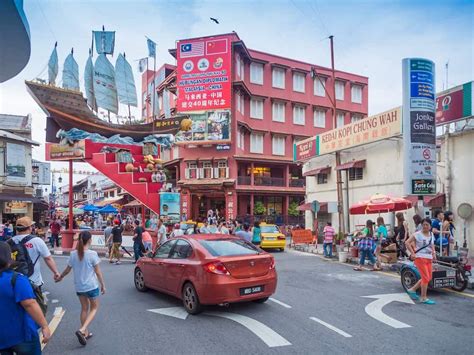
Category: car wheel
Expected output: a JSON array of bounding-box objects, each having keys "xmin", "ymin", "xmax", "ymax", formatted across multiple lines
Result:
[
  {"xmin": 134, "ymin": 268, "xmax": 148, "ymax": 292},
  {"xmin": 182, "ymin": 282, "xmax": 202, "ymax": 315},
  {"xmin": 253, "ymin": 297, "xmax": 269, "ymax": 304},
  {"xmin": 279, "ymin": 248, "xmax": 285, "ymax": 252},
  {"xmin": 400, "ymin": 267, "xmax": 418, "ymax": 292}
]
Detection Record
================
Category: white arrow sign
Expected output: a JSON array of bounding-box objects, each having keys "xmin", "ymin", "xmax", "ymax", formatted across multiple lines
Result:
[
  {"xmin": 148, "ymin": 307, "xmax": 291, "ymax": 348},
  {"xmin": 362, "ymin": 293, "xmax": 414, "ymax": 329}
]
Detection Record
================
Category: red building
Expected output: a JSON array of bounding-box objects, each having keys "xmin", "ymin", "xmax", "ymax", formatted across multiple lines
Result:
[{"xmin": 142, "ymin": 32, "xmax": 368, "ymax": 224}]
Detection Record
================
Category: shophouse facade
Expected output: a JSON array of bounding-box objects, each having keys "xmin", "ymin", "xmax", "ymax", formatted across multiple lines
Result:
[{"xmin": 142, "ymin": 32, "xmax": 369, "ymax": 223}]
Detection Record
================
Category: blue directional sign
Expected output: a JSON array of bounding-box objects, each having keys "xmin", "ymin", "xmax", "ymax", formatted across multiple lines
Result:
[
  {"xmin": 410, "ymin": 71, "xmax": 433, "ymax": 84},
  {"xmin": 410, "ymin": 82, "xmax": 434, "ymax": 100}
]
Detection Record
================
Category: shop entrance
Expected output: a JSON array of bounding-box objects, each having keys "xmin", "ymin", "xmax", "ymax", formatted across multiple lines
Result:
[{"xmin": 191, "ymin": 194, "xmax": 226, "ymax": 221}]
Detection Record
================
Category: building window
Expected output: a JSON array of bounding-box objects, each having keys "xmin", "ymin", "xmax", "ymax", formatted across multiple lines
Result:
[
  {"xmin": 335, "ymin": 80, "xmax": 345, "ymax": 100},
  {"xmin": 240, "ymin": 58, "xmax": 245, "ymax": 79},
  {"xmin": 202, "ymin": 161, "xmax": 212, "ymax": 179},
  {"xmin": 272, "ymin": 102, "xmax": 285, "ymax": 122},
  {"xmin": 317, "ymin": 173, "xmax": 328, "ymax": 184},
  {"xmin": 293, "ymin": 72, "xmax": 305, "ymax": 93},
  {"xmin": 314, "ymin": 77, "xmax": 326, "ymax": 96},
  {"xmin": 348, "ymin": 167, "xmax": 363, "ymax": 181},
  {"xmin": 237, "ymin": 130, "xmax": 245, "ymax": 150},
  {"xmin": 293, "ymin": 106, "xmax": 305, "ymax": 125},
  {"xmin": 336, "ymin": 113, "xmax": 345, "ymax": 127},
  {"xmin": 272, "ymin": 136, "xmax": 285, "ymax": 156},
  {"xmin": 236, "ymin": 54, "xmax": 241, "ymax": 78},
  {"xmin": 351, "ymin": 85, "xmax": 362, "ymax": 103},
  {"xmin": 272, "ymin": 67, "xmax": 285, "ymax": 89},
  {"xmin": 250, "ymin": 133, "xmax": 263, "ymax": 154},
  {"xmin": 313, "ymin": 109, "xmax": 326, "ymax": 128},
  {"xmin": 351, "ymin": 114, "xmax": 363, "ymax": 123},
  {"xmin": 250, "ymin": 98, "xmax": 264, "ymax": 119},
  {"xmin": 250, "ymin": 62, "xmax": 264, "ymax": 85},
  {"xmin": 240, "ymin": 95, "xmax": 245, "ymax": 115},
  {"xmin": 236, "ymin": 93, "xmax": 241, "ymax": 113}
]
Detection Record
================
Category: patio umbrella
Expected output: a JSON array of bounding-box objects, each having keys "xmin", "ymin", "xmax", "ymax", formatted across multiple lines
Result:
[
  {"xmin": 349, "ymin": 193, "xmax": 413, "ymax": 215},
  {"xmin": 83, "ymin": 204, "xmax": 99, "ymax": 212},
  {"xmin": 98, "ymin": 204, "xmax": 118, "ymax": 214}
]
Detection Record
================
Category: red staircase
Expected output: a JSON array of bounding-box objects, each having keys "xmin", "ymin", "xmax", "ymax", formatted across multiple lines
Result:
[{"xmin": 83, "ymin": 140, "xmax": 163, "ymax": 214}]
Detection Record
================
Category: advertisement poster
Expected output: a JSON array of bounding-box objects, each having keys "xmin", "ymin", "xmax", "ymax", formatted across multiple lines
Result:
[
  {"xmin": 403, "ymin": 58, "xmax": 437, "ymax": 195},
  {"xmin": 32, "ymin": 160, "xmax": 51, "ymax": 185},
  {"xmin": 175, "ymin": 110, "xmax": 230, "ymax": 143},
  {"xmin": 176, "ymin": 35, "xmax": 232, "ymax": 112},
  {"xmin": 46, "ymin": 140, "xmax": 85, "ymax": 161},
  {"xmin": 435, "ymin": 81, "xmax": 473, "ymax": 125},
  {"xmin": 160, "ymin": 192, "xmax": 180, "ymax": 224},
  {"xmin": 4, "ymin": 201, "xmax": 28, "ymax": 214},
  {"xmin": 6, "ymin": 143, "xmax": 26, "ymax": 183}
]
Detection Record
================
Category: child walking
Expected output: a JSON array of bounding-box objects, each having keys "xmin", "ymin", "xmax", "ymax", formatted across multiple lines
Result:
[{"xmin": 56, "ymin": 231, "xmax": 105, "ymax": 346}]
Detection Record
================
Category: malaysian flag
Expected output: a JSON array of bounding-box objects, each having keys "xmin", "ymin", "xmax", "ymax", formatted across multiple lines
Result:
[{"xmin": 180, "ymin": 42, "xmax": 204, "ymax": 58}]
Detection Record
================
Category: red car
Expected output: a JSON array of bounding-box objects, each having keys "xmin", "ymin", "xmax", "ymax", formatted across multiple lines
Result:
[{"xmin": 134, "ymin": 234, "xmax": 277, "ymax": 314}]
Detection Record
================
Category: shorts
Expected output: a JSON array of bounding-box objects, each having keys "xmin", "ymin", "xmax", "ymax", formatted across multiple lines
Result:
[
  {"xmin": 414, "ymin": 257, "xmax": 433, "ymax": 285},
  {"xmin": 111, "ymin": 242, "xmax": 121, "ymax": 258},
  {"xmin": 76, "ymin": 288, "xmax": 100, "ymax": 299}
]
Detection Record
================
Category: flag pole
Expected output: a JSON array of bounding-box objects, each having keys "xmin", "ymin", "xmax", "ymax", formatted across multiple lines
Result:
[{"xmin": 152, "ymin": 51, "xmax": 156, "ymax": 123}]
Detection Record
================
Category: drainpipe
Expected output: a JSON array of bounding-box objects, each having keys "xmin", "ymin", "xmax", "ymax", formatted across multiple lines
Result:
[
  {"xmin": 345, "ymin": 170, "xmax": 350, "ymax": 233},
  {"xmin": 444, "ymin": 127, "xmax": 451, "ymax": 210}
]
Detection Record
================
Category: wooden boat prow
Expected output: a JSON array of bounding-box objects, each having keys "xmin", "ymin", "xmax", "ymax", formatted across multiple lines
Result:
[{"xmin": 26, "ymin": 80, "xmax": 187, "ymax": 142}]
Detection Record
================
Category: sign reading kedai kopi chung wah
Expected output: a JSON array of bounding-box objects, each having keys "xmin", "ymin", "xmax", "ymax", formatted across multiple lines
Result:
[
  {"xmin": 402, "ymin": 58, "xmax": 437, "ymax": 195},
  {"xmin": 293, "ymin": 107, "xmax": 401, "ymax": 161}
]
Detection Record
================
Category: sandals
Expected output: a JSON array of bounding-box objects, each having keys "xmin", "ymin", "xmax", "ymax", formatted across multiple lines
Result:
[
  {"xmin": 86, "ymin": 332, "xmax": 93, "ymax": 339},
  {"xmin": 406, "ymin": 290, "xmax": 419, "ymax": 300},
  {"xmin": 75, "ymin": 330, "xmax": 87, "ymax": 346},
  {"xmin": 421, "ymin": 298, "xmax": 436, "ymax": 305},
  {"xmin": 353, "ymin": 267, "xmax": 362, "ymax": 271}
]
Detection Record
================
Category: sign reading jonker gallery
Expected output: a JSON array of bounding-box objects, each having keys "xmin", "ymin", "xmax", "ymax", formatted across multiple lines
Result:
[{"xmin": 402, "ymin": 58, "xmax": 437, "ymax": 195}]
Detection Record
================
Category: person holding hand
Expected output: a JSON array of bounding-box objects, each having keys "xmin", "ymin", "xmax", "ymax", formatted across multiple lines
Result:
[
  {"xmin": 56, "ymin": 231, "xmax": 105, "ymax": 346},
  {"xmin": 0, "ymin": 241, "xmax": 51, "ymax": 354}
]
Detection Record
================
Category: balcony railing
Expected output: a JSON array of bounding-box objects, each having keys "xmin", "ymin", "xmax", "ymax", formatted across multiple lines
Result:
[
  {"xmin": 289, "ymin": 178, "xmax": 305, "ymax": 187},
  {"xmin": 254, "ymin": 176, "xmax": 285, "ymax": 187},
  {"xmin": 236, "ymin": 214, "xmax": 305, "ymax": 226},
  {"xmin": 237, "ymin": 176, "xmax": 251, "ymax": 185}
]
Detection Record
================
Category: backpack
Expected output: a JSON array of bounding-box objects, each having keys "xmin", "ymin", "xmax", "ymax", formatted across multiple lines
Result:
[{"xmin": 7, "ymin": 235, "xmax": 40, "ymax": 277}]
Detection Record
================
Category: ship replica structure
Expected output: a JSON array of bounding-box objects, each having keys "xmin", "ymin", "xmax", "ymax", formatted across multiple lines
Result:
[{"xmin": 26, "ymin": 28, "xmax": 190, "ymax": 144}]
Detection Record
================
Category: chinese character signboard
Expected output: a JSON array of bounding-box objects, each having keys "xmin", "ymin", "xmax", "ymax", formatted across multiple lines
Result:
[
  {"xmin": 435, "ymin": 81, "xmax": 473, "ymax": 125},
  {"xmin": 4, "ymin": 201, "xmax": 28, "ymax": 214},
  {"xmin": 175, "ymin": 111, "xmax": 230, "ymax": 143},
  {"xmin": 293, "ymin": 107, "xmax": 402, "ymax": 161},
  {"xmin": 403, "ymin": 58, "xmax": 437, "ymax": 195},
  {"xmin": 176, "ymin": 35, "xmax": 232, "ymax": 112}
]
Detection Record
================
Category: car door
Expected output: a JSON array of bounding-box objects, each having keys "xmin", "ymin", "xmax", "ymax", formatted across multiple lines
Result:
[
  {"xmin": 148, "ymin": 240, "xmax": 176, "ymax": 290},
  {"xmin": 164, "ymin": 239, "xmax": 193, "ymax": 295}
]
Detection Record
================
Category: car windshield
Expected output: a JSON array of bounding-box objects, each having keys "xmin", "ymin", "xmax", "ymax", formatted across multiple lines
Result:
[
  {"xmin": 199, "ymin": 239, "xmax": 260, "ymax": 257},
  {"xmin": 261, "ymin": 225, "xmax": 279, "ymax": 233}
]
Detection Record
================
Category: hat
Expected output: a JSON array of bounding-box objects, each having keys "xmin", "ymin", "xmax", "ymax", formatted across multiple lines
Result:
[
  {"xmin": 113, "ymin": 219, "xmax": 120, "ymax": 225},
  {"xmin": 174, "ymin": 224, "xmax": 180, "ymax": 228},
  {"xmin": 0, "ymin": 241, "xmax": 12, "ymax": 268},
  {"xmin": 16, "ymin": 216, "xmax": 35, "ymax": 228}
]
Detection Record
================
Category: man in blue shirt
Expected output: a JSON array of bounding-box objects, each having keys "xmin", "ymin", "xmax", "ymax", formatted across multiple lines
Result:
[
  {"xmin": 431, "ymin": 210, "xmax": 445, "ymax": 243},
  {"xmin": 0, "ymin": 241, "xmax": 51, "ymax": 354}
]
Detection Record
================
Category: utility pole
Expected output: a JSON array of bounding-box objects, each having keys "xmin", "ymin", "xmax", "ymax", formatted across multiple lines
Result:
[{"xmin": 329, "ymin": 35, "xmax": 345, "ymax": 235}]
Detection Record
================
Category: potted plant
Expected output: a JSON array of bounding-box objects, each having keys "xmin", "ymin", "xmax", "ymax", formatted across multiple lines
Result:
[
  {"xmin": 254, "ymin": 201, "xmax": 266, "ymax": 215},
  {"xmin": 288, "ymin": 201, "xmax": 300, "ymax": 217}
]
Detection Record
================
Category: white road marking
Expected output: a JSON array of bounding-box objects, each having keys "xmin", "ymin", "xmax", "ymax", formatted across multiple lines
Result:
[
  {"xmin": 148, "ymin": 307, "xmax": 291, "ymax": 348},
  {"xmin": 309, "ymin": 317, "xmax": 352, "ymax": 338},
  {"xmin": 362, "ymin": 293, "xmax": 414, "ymax": 329},
  {"xmin": 40, "ymin": 307, "xmax": 65, "ymax": 350},
  {"xmin": 51, "ymin": 299, "xmax": 59, "ymax": 304},
  {"xmin": 148, "ymin": 307, "xmax": 189, "ymax": 320},
  {"xmin": 204, "ymin": 311, "xmax": 292, "ymax": 348},
  {"xmin": 269, "ymin": 297, "xmax": 292, "ymax": 308}
]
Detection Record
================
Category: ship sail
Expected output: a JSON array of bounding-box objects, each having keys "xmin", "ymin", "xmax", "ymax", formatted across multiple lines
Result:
[
  {"xmin": 93, "ymin": 53, "xmax": 118, "ymax": 114},
  {"xmin": 115, "ymin": 53, "xmax": 137, "ymax": 107},
  {"xmin": 62, "ymin": 49, "xmax": 79, "ymax": 91},
  {"xmin": 48, "ymin": 42, "xmax": 58, "ymax": 85},
  {"xmin": 93, "ymin": 29, "xmax": 115, "ymax": 55},
  {"xmin": 84, "ymin": 51, "xmax": 97, "ymax": 111}
]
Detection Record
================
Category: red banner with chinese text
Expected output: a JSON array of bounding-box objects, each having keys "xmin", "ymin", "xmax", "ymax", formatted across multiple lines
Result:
[{"xmin": 176, "ymin": 35, "xmax": 233, "ymax": 112}]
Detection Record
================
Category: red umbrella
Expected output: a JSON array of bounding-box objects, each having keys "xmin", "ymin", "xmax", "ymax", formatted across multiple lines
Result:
[{"xmin": 349, "ymin": 193, "xmax": 413, "ymax": 215}]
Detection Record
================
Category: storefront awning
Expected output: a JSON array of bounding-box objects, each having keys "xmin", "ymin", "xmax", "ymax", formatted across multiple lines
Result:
[
  {"xmin": 123, "ymin": 199, "xmax": 142, "ymax": 208},
  {"xmin": 335, "ymin": 159, "xmax": 366, "ymax": 171},
  {"xmin": 405, "ymin": 193, "xmax": 445, "ymax": 208},
  {"xmin": 303, "ymin": 166, "xmax": 331, "ymax": 177},
  {"xmin": 0, "ymin": 193, "xmax": 42, "ymax": 203},
  {"xmin": 95, "ymin": 198, "xmax": 123, "ymax": 207}
]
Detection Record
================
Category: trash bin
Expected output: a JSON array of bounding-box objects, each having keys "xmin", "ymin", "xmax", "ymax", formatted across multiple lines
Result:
[{"xmin": 339, "ymin": 251, "xmax": 348, "ymax": 263}]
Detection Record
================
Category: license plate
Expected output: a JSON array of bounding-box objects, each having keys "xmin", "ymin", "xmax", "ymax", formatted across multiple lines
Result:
[
  {"xmin": 265, "ymin": 237, "xmax": 276, "ymax": 241},
  {"xmin": 240, "ymin": 285, "xmax": 264, "ymax": 296},
  {"xmin": 433, "ymin": 277, "xmax": 455, "ymax": 288}
]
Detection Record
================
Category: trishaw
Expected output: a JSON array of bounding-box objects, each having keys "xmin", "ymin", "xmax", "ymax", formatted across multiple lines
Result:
[{"xmin": 399, "ymin": 247, "xmax": 471, "ymax": 292}]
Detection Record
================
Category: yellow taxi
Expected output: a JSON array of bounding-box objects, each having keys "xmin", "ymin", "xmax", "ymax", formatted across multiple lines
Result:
[{"xmin": 259, "ymin": 223, "xmax": 286, "ymax": 251}]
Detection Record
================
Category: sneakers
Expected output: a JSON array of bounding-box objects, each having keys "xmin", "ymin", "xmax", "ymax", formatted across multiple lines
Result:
[{"xmin": 114, "ymin": 261, "xmax": 121, "ymax": 265}]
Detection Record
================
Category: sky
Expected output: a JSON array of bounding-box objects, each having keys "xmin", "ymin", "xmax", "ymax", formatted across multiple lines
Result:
[{"xmin": 0, "ymin": 0, "xmax": 473, "ymax": 173}]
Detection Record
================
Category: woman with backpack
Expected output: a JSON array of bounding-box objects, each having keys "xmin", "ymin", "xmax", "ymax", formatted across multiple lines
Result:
[
  {"xmin": 354, "ymin": 220, "xmax": 380, "ymax": 271},
  {"xmin": 56, "ymin": 231, "xmax": 106, "ymax": 346},
  {"xmin": 405, "ymin": 217, "xmax": 436, "ymax": 304},
  {"xmin": 0, "ymin": 241, "xmax": 51, "ymax": 354}
]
